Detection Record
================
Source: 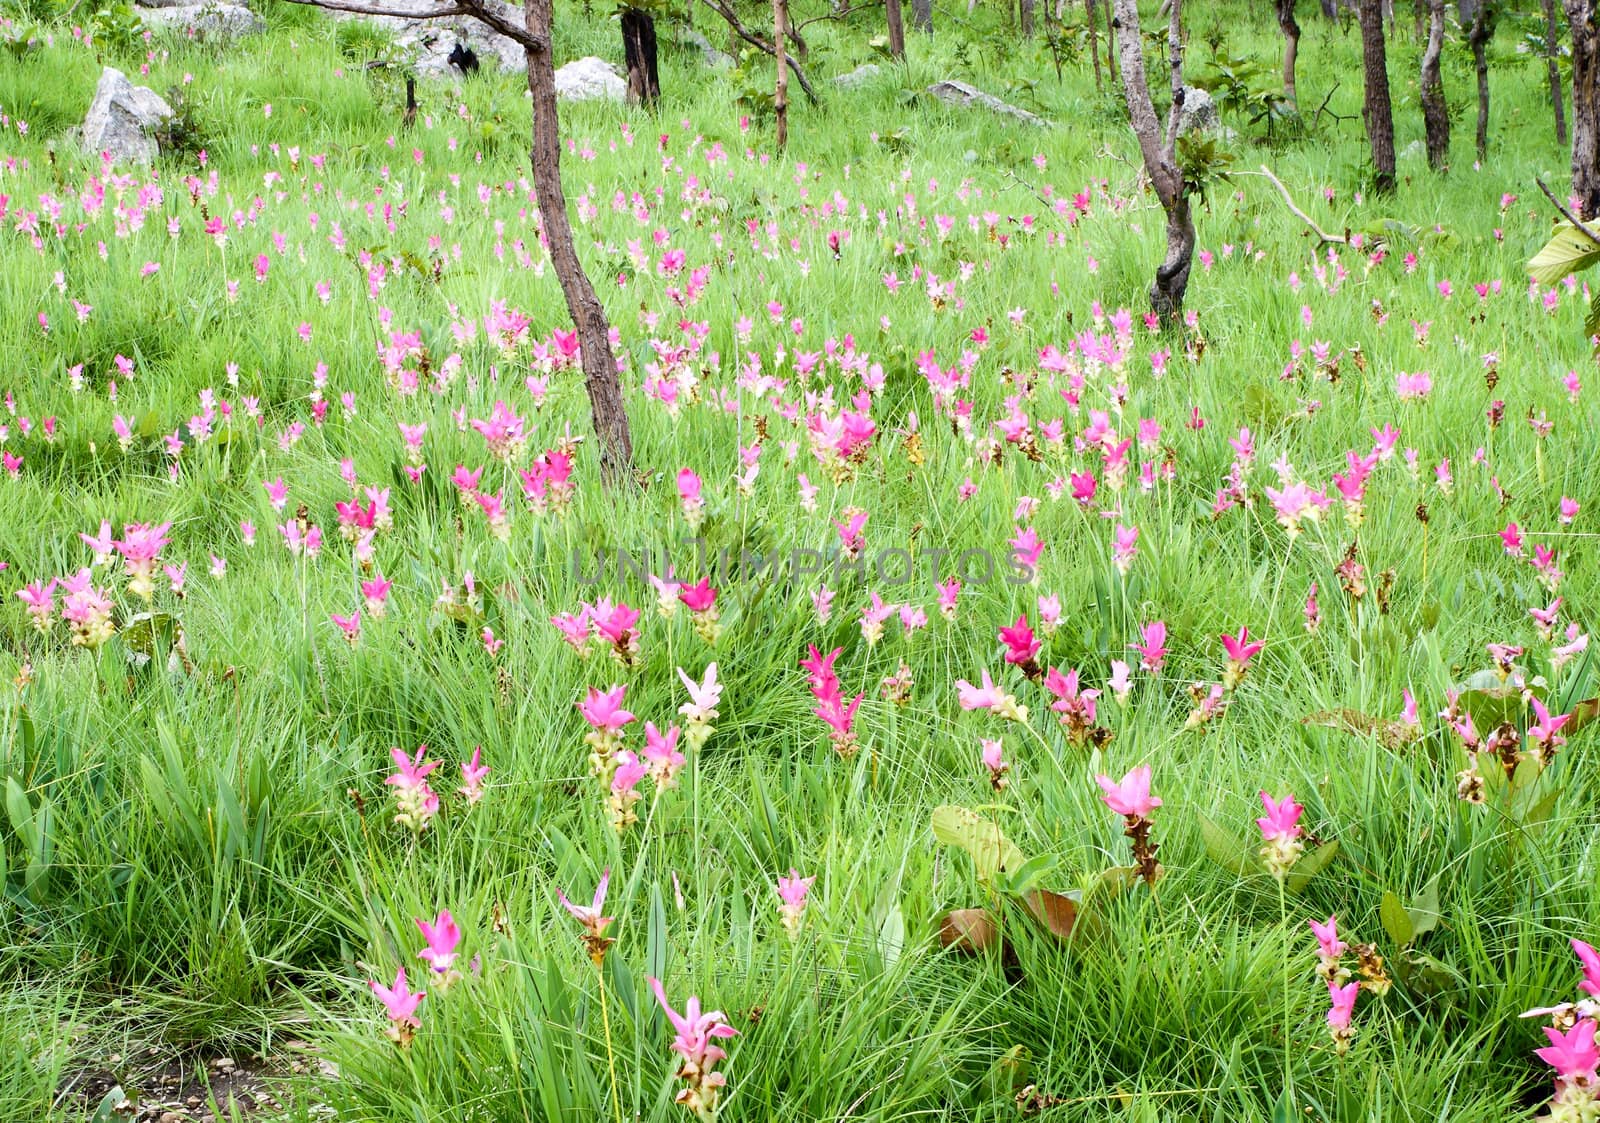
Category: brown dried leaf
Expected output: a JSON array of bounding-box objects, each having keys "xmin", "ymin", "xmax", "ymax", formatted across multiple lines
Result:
[
  {"xmin": 1021, "ymin": 889, "xmax": 1079, "ymax": 941},
  {"xmin": 938, "ymin": 908, "xmax": 1000, "ymax": 953}
]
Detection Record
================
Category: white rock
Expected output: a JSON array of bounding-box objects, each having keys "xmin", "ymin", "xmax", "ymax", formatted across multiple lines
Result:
[
  {"xmin": 1175, "ymin": 85, "xmax": 1219, "ymax": 136},
  {"xmin": 140, "ymin": 2, "xmax": 264, "ymax": 40},
  {"xmin": 925, "ymin": 79, "xmax": 1049, "ymax": 127},
  {"xmin": 835, "ymin": 63, "xmax": 882, "ymax": 89},
  {"xmin": 554, "ymin": 56, "xmax": 625, "ymax": 102},
  {"xmin": 80, "ymin": 66, "xmax": 174, "ymax": 166},
  {"xmin": 327, "ymin": 0, "xmax": 525, "ymax": 75}
]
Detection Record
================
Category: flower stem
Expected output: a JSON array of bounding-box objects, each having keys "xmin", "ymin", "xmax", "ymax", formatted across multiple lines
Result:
[
  {"xmin": 1278, "ymin": 874, "xmax": 1292, "ymax": 1098},
  {"xmin": 596, "ymin": 960, "xmax": 624, "ymax": 1123}
]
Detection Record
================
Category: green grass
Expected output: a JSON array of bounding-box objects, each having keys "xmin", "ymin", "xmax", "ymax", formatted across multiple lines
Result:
[{"xmin": 2, "ymin": 0, "xmax": 1599, "ymax": 1119}]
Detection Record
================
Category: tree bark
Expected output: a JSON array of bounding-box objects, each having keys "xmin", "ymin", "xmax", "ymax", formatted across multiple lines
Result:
[
  {"xmin": 1420, "ymin": 0, "xmax": 1449, "ymax": 169},
  {"xmin": 1358, "ymin": 0, "xmax": 1397, "ymax": 193},
  {"xmin": 1110, "ymin": 0, "xmax": 1194, "ymax": 318},
  {"xmin": 886, "ymin": 0, "xmax": 906, "ymax": 56},
  {"xmin": 1545, "ymin": 0, "xmax": 1568, "ymax": 144},
  {"xmin": 1275, "ymin": 0, "xmax": 1300, "ymax": 111},
  {"xmin": 1020, "ymin": 0, "xmax": 1035, "ymax": 35},
  {"xmin": 1467, "ymin": 0, "xmax": 1493, "ymax": 162},
  {"xmin": 525, "ymin": 0, "xmax": 634, "ymax": 483},
  {"xmin": 774, "ymin": 0, "xmax": 789, "ymax": 149},
  {"xmin": 1569, "ymin": 0, "xmax": 1600, "ymax": 217},
  {"xmin": 911, "ymin": 0, "xmax": 932, "ymax": 32},
  {"xmin": 620, "ymin": 8, "xmax": 660, "ymax": 107},
  {"xmin": 1086, "ymin": 0, "xmax": 1102, "ymax": 89}
]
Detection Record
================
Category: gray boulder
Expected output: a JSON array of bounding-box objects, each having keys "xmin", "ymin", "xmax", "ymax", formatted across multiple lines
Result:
[
  {"xmin": 1175, "ymin": 85, "xmax": 1219, "ymax": 136},
  {"xmin": 140, "ymin": 2, "xmax": 264, "ymax": 40},
  {"xmin": 678, "ymin": 28, "xmax": 733, "ymax": 69},
  {"xmin": 554, "ymin": 56, "xmax": 625, "ymax": 102},
  {"xmin": 324, "ymin": 0, "xmax": 525, "ymax": 76},
  {"xmin": 835, "ymin": 63, "xmax": 883, "ymax": 89},
  {"xmin": 80, "ymin": 67, "xmax": 173, "ymax": 166},
  {"xmin": 925, "ymin": 79, "xmax": 1049, "ymax": 127}
]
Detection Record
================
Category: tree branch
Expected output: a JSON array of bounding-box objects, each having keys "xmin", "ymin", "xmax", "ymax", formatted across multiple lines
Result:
[
  {"xmin": 1537, "ymin": 177, "xmax": 1600, "ymax": 249},
  {"xmin": 698, "ymin": 0, "xmax": 819, "ymax": 104},
  {"xmin": 794, "ymin": 0, "xmax": 883, "ymax": 31},
  {"xmin": 1257, "ymin": 164, "xmax": 1347, "ymax": 246},
  {"xmin": 277, "ymin": 0, "xmax": 546, "ymax": 51}
]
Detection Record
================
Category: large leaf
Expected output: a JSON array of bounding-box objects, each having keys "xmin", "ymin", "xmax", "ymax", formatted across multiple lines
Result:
[
  {"xmin": 1287, "ymin": 840, "xmax": 1339, "ymax": 894},
  {"xmin": 1021, "ymin": 889, "xmax": 1080, "ymax": 941},
  {"xmin": 1196, "ymin": 811, "xmax": 1262, "ymax": 878},
  {"xmin": 931, "ymin": 805, "xmax": 1025, "ymax": 885},
  {"xmin": 1529, "ymin": 221, "xmax": 1600, "ymax": 287},
  {"xmin": 1380, "ymin": 890, "xmax": 1414, "ymax": 947},
  {"xmin": 938, "ymin": 907, "xmax": 1000, "ymax": 953}
]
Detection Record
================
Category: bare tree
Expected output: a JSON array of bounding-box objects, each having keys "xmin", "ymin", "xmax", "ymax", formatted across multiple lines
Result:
[
  {"xmin": 1569, "ymin": 0, "xmax": 1600, "ymax": 216},
  {"xmin": 1086, "ymin": 0, "xmax": 1103, "ymax": 90},
  {"xmin": 1109, "ymin": 0, "xmax": 1194, "ymax": 318},
  {"xmin": 1466, "ymin": 0, "xmax": 1495, "ymax": 162},
  {"xmin": 1420, "ymin": 0, "xmax": 1448, "ymax": 169},
  {"xmin": 911, "ymin": 0, "xmax": 932, "ymax": 32},
  {"xmin": 1021, "ymin": 0, "xmax": 1035, "ymax": 35},
  {"xmin": 620, "ymin": 8, "xmax": 660, "ymax": 106},
  {"xmin": 1357, "ymin": 0, "xmax": 1397, "ymax": 193},
  {"xmin": 283, "ymin": 0, "xmax": 634, "ymax": 481},
  {"xmin": 774, "ymin": 0, "xmax": 790, "ymax": 149},
  {"xmin": 1544, "ymin": 0, "xmax": 1568, "ymax": 144},
  {"xmin": 886, "ymin": 0, "xmax": 906, "ymax": 56},
  {"xmin": 1275, "ymin": 0, "xmax": 1300, "ymax": 111}
]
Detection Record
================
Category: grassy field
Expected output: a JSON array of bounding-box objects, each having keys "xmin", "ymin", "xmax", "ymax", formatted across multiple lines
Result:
[{"xmin": 2, "ymin": 0, "xmax": 1600, "ymax": 1118}]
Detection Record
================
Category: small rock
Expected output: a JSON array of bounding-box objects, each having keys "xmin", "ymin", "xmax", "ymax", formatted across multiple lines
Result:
[
  {"xmin": 160, "ymin": 1113, "xmax": 184, "ymax": 1123},
  {"xmin": 924, "ymin": 79, "xmax": 1049, "ymax": 127},
  {"xmin": 1175, "ymin": 85, "xmax": 1220, "ymax": 136},
  {"xmin": 1399, "ymin": 138, "xmax": 1425, "ymax": 160},
  {"xmin": 553, "ymin": 56, "xmax": 625, "ymax": 102},
  {"xmin": 677, "ymin": 28, "xmax": 732, "ymax": 69},
  {"xmin": 79, "ymin": 66, "xmax": 174, "ymax": 166},
  {"xmin": 139, "ymin": 1, "xmax": 263, "ymax": 38},
  {"xmin": 834, "ymin": 63, "xmax": 882, "ymax": 89}
]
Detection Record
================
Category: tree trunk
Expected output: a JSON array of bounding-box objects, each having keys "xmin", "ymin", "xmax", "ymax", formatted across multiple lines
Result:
[
  {"xmin": 1569, "ymin": 0, "xmax": 1600, "ymax": 217},
  {"xmin": 1420, "ymin": 0, "xmax": 1449, "ymax": 169},
  {"xmin": 1545, "ymin": 0, "xmax": 1568, "ymax": 144},
  {"xmin": 1468, "ymin": 1, "xmax": 1492, "ymax": 162},
  {"xmin": 1021, "ymin": 0, "xmax": 1035, "ymax": 35},
  {"xmin": 1276, "ymin": 0, "xmax": 1300, "ymax": 111},
  {"xmin": 911, "ymin": 0, "xmax": 932, "ymax": 32},
  {"xmin": 1086, "ymin": 0, "xmax": 1102, "ymax": 89},
  {"xmin": 886, "ymin": 0, "xmax": 906, "ymax": 56},
  {"xmin": 774, "ymin": 0, "xmax": 789, "ymax": 149},
  {"xmin": 1110, "ymin": 0, "xmax": 1194, "ymax": 318},
  {"xmin": 620, "ymin": 8, "xmax": 660, "ymax": 107},
  {"xmin": 525, "ymin": 0, "xmax": 633, "ymax": 483},
  {"xmin": 1358, "ymin": 0, "xmax": 1397, "ymax": 193}
]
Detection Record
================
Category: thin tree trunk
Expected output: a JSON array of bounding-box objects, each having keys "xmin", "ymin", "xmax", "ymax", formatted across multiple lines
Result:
[
  {"xmin": 1545, "ymin": 0, "xmax": 1568, "ymax": 144},
  {"xmin": 1468, "ymin": 0, "xmax": 1492, "ymax": 162},
  {"xmin": 620, "ymin": 8, "xmax": 660, "ymax": 107},
  {"xmin": 886, "ymin": 0, "xmax": 906, "ymax": 56},
  {"xmin": 911, "ymin": 0, "xmax": 932, "ymax": 32},
  {"xmin": 525, "ymin": 0, "xmax": 633, "ymax": 483},
  {"xmin": 1021, "ymin": 0, "xmax": 1034, "ymax": 35},
  {"xmin": 1421, "ymin": 0, "xmax": 1449, "ymax": 169},
  {"xmin": 1110, "ymin": 0, "xmax": 1194, "ymax": 317},
  {"xmin": 1358, "ymin": 0, "xmax": 1397, "ymax": 192},
  {"xmin": 774, "ymin": 0, "xmax": 789, "ymax": 149},
  {"xmin": 1276, "ymin": 0, "xmax": 1300, "ymax": 111},
  {"xmin": 1086, "ymin": 0, "xmax": 1102, "ymax": 89},
  {"xmin": 1569, "ymin": 0, "xmax": 1600, "ymax": 217}
]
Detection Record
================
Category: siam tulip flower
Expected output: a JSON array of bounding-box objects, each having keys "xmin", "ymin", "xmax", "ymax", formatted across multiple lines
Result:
[
  {"xmin": 370, "ymin": 967, "xmax": 425, "ymax": 1045},
  {"xmin": 579, "ymin": 684, "xmax": 635, "ymax": 778},
  {"xmin": 1096, "ymin": 765, "xmax": 1161, "ymax": 884},
  {"xmin": 1531, "ymin": 600, "xmax": 1564, "ymax": 642},
  {"xmin": 415, "ymin": 909, "xmax": 462, "ymax": 980},
  {"xmin": 592, "ymin": 599, "xmax": 642, "ymax": 665},
  {"xmin": 115, "ymin": 521, "xmax": 172, "ymax": 600},
  {"xmin": 1535, "ymin": 1018, "xmax": 1600, "ymax": 1120},
  {"xmin": 955, "ymin": 669, "xmax": 1029, "ymax": 723},
  {"xmin": 1220, "ymin": 626, "xmax": 1263, "ymax": 690},
  {"xmin": 386, "ymin": 745, "xmax": 441, "ymax": 833},
  {"xmin": 1255, "ymin": 790, "xmax": 1305, "ymax": 878},
  {"xmin": 458, "ymin": 746, "xmax": 489, "ymax": 803},
  {"xmin": 649, "ymin": 573, "xmax": 681, "ymax": 618},
  {"xmin": 362, "ymin": 578, "xmax": 392, "ymax": 618},
  {"xmin": 558, "ymin": 869, "xmax": 615, "ymax": 963},
  {"xmin": 470, "ymin": 400, "xmax": 528, "ymax": 462},
  {"xmin": 1326, "ymin": 980, "xmax": 1359, "ymax": 1055},
  {"xmin": 1501, "ymin": 522, "xmax": 1524, "ymax": 557},
  {"xmin": 1009, "ymin": 525, "xmax": 1043, "ymax": 577},
  {"xmin": 860, "ymin": 592, "xmax": 898, "ymax": 646},
  {"xmin": 59, "ymin": 569, "xmax": 114, "ymax": 648},
  {"xmin": 679, "ymin": 579, "xmax": 721, "ymax": 644},
  {"xmin": 647, "ymin": 977, "xmax": 738, "ymax": 1122},
  {"xmin": 1400, "ymin": 689, "xmax": 1420, "ymax": 730},
  {"xmin": 677, "ymin": 664, "xmax": 722, "ymax": 749},
  {"xmin": 834, "ymin": 509, "xmax": 869, "ymax": 559},
  {"xmin": 1107, "ymin": 659, "xmax": 1133, "ymax": 704},
  {"xmin": 1265, "ymin": 480, "xmax": 1333, "ymax": 540},
  {"xmin": 1044, "ymin": 666, "xmax": 1101, "ymax": 745},
  {"xmin": 775, "ymin": 869, "xmax": 816, "ymax": 935},
  {"xmin": 1037, "ymin": 594, "xmax": 1062, "ymax": 635},
  {"xmin": 209, "ymin": 555, "xmax": 226, "ymax": 579},
  {"xmin": 331, "ymin": 610, "xmax": 361, "ymax": 646},
  {"xmin": 1560, "ymin": 497, "xmax": 1581, "ymax": 525},
  {"xmin": 608, "ymin": 749, "xmax": 648, "ymax": 831},
  {"xmin": 677, "ymin": 467, "xmax": 705, "ymax": 528},
  {"xmin": 1486, "ymin": 642, "xmax": 1523, "ymax": 681},
  {"xmin": 643, "ymin": 722, "xmax": 686, "ymax": 790},
  {"xmin": 811, "ymin": 585, "xmax": 835, "ymax": 624},
  {"xmin": 1309, "ymin": 915, "xmax": 1349, "ymax": 983},
  {"xmin": 14, "ymin": 580, "xmax": 55, "ymax": 632},
  {"xmin": 936, "ymin": 577, "xmax": 961, "ymax": 621},
  {"xmin": 1131, "ymin": 620, "xmax": 1167, "ymax": 675},
  {"xmin": 998, "ymin": 615, "xmax": 1042, "ymax": 679},
  {"xmin": 279, "ymin": 521, "xmax": 323, "ymax": 559},
  {"xmin": 81, "ymin": 520, "xmax": 115, "ymax": 566},
  {"xmin": 813, "ymin": 682, "xmax": 865, "ymax": 758},
  {"xmin": 1528, "ymin": 698, "xmax": 1573, "ymax": 765},
  {"xmin": 1111, "ymin": 523, "xmax": 1139, "ymax": 575},
  {"xmin": 981, "ymin": 738, "xmax": 1009, "ymax": 790},
  {"xmin": 1303, "ymin": 583, "xmax": 1320, "ymax": 632}
]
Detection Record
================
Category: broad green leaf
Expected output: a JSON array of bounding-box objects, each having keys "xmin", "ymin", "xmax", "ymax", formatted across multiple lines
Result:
[
  {"xmin": 1408, "ymin": 876, "xmax": 1442, "ymax": 939},
  {"xmin": 999, "ymin": 851, "xmax": 1056, "ymax": 897},
  {"xmin": 1380, "ymin": 890, "xmax": 1415, "ymax": 947},
  {"xmin": 1287, "ymin": 840, "xmax": 1340, "ymax": 894},
  {"xmin": 931, "ymin": 805, "xmax": 1025, "ymax": 885},
  {"xmin": 1196, "ymin": 811, "xmax": 1261, "ymax": 878},
  {"xmin": 1528, "ymin": 221, "xmax": 1600, "ymax": 286},
  {"xmin": 878, "ymin": 900, "xmax": 906, "ymax": 969},
  {"xmin": 1522, "ymin": 785, "xmax": 1565, "ymax": 833}
]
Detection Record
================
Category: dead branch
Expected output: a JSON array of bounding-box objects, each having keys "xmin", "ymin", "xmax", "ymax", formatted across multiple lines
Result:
[
  {"xmin": 277, "ymin": 0, "xmax": 544, "ymax": 51},
  {"xmin": 793, "ymin": 0, "xmax": 884, "ymax": 31},
  {"xmin": 699, "ymin": 0, "xmax": 820, "ymax": 104},
  {"xmin": 1257, "ymin": 164, "xmax": 1348, "ymax": 246},
  {"xmin": 1537, "ymin": 177, "xmax": 1600, "ymax": 249}
]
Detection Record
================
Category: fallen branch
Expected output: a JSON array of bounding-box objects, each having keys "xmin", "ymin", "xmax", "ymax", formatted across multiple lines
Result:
[
  {"xmin": 277, "ymin": 0, "xmax": 544, "ymax": 51},
  {"xmin": 699, "ymin": 0, "xmax": 820, "ymax": 104},
  {"xmin": 1258, "ymin": 164, "xmax": 1347, "ymax": 246},
  {"xmin": 1536, "ymin": 177, "xmax": 1600, "ymax": 250}
]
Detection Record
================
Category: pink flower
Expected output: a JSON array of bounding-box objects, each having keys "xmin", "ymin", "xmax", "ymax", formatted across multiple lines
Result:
[
  {"xmin": 1501, "ymin": 521, "xmax": 1523, "ymax": 556},
  {"xmin": 1131, "ymin": 620, "xmax": 1167, "ymax": 674},
  {"xmin": 1309, "ymin": 915, "xmax": 1346, "ymax": 960},
  {"xmin": 1560, "ymin": 497, "xmax": 1581, "ymax": 524},
  {"xmin": 370, "ymin": 966, "xmax": 425, "ymax": 1028},
  {"xmin": 1537, "ymin": 1018, "xmax": 1600, "ymax": 1084},
  {"xmin": 1096, "ymin": 765, "xmax": 1160, "ymax": 818},
  {"xmin": 998, "ymin": 615, "xmax": 1040, "ymax": 668},
  {"xmin": 459, "ymin": 747, "xmax": 489, "ymax": 803},
  {"xmin": 678, "ymin": 578, "xmax": 717, "ymax": 614},
  {"xmin": 647, "ymin": 976, "xmax": 738, "ymax": 1110},
  {"xmin": 415, "ymin": 909, "xmax": 461, "ymax": 973},
  {"xmin": 331, "ymin": 610, "xmax": 361, "ymax": 645},
  {"xmin": 776, "ymin": 868, "xmax": 815, "ymax": 933},
  {"xmin": 558, "ymin": 869, "xmax": 614, "ymax": 947},
  {"xmin": 579, "ymin": 685, "xmax": 635, "ymax": 732},
  {"xmin": 1221, "ymin": 626, "xmax": 1263, "ymax": 688},
  {"xmin": 1256, "ymin": 790, "xmax": 1303, "ymax": 841},
  {"xmin": 642, "ymin": 721, "xmax": 686, "ymax": 787},
  {"xmin": 1327, "ymin": 979, "xmax": 1359, "ymax": 1031},
  {"xmin": 980, "ymin": 738, "xmax": 1009, "ymax": 789},
  {"xmin": 387, "ymin": 744, "xmax": 439, "ymax": 789},
  {"xmin": 1111, "ymin": 523, "xmax": 1139, "ymax": 574}
]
